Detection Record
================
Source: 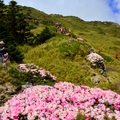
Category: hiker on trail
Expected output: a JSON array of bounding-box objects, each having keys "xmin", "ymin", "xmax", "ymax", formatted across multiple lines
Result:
[
  {"xmin": 0, "ymin": 41, "xmax": 5, "ymax": 63},
  {"xmin": 59, "ymin": 27, "xmax": 65, "ymax": 34},
  {"xmin": 98, "ymin": 49, "xmax": 101, "ymax": 53},
  {"xmin": 3, "ymin": 52, "xmax": 9, "ymax": 69},
  {"xmin": 54, "ymin": 22, "xmax": 60, "ymax": 32},
  {"xmin": 0, "ymin": 41, "xmax": 8, "ymax": 69},
  {"xmin": 54, "ymin": 22, "xmax": 59, "ymax": 27},
  {"xmin": 115, "ymin": 52, "xmax": 118, "ymax": 59}
]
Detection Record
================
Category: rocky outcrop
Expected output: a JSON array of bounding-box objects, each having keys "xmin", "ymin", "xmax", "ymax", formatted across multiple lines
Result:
[
  {"xmin": 86, "ymin": 52, "xmax": 107, "ymax": 77},
  {"xmin": 0, "ymin": 83, "xmax": 16, "ymax": 106}
]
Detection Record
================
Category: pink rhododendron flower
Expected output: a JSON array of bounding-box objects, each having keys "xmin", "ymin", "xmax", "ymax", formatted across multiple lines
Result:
[
  {"xmin": 17, "ymin": 63, "xmax": 56, "ymax": 81},
  {"xmin": 0, "ymin": 82, "xmax": 120, "ymax": 120}
]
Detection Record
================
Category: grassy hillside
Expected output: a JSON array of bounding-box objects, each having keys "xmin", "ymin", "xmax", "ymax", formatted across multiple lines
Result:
[
  {"xmin": 1, "ymin": 5, "xmax": 120, "ymax": 95},
  {"xmin": 20, "ymin": 6, "xmax": 120, "ymax": 90}
]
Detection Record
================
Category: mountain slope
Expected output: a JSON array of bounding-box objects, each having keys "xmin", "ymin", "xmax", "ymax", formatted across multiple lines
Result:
[{"xmin": 20, "ymin": 6, "xmax": 120, "ymax": 92}]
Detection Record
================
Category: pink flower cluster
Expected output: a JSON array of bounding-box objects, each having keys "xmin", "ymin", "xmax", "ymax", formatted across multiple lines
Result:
[
  {"xmin": 77, "ymin": 38, "xmax": 84, "ymax": 42},
  {"xmin": 17, "ymin": 63, "xmax": 56, "ymax": 81},
  {"xmin": 87, "ymin": 53, "xmax": 104, "ymax": 64},
  {"xmin": 0, "ymin": 82, "xmax": 120, "ymax": 120}
]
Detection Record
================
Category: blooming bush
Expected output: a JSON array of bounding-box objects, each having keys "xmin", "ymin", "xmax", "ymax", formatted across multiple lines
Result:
[
  {"xmin": 17, "ymin": 63, "xmax": 56, "ymax": 81},
  {"xmin": 87, "ymin": 52, "xmax": 104, "ymax": 64},
  {"xmin": 77, "ymin": 37, "xmax": 84, "ymax": 42},
  {"xmin": 9, "ymin": 63, "xmax": 56, "ymax": 87},
  {"xmin": 0, "ymin": 82, "xmax": 120, "ymax": 120}
]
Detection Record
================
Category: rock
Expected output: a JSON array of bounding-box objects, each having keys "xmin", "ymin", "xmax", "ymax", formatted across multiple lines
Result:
[
  {"xmin": 93, "ymin": 78, "xmax": 100, "ymax": 84},
  {"xmin": 5, "ymin": 89, "xmax": 15, "ymax": 95},
  {"xmin": 0, "ymin": 85, "xmax": 6, "ymax": 90},
  {"xmin": 21, "ymin": 82, "xmax": 33, "ymax": 90},
  {"xmin": 91, "ymin": 77, "xmax": 100, "ymax": 85},
  {"xmin": 0, "ymin": 95, "xmax": 5, "ymax": 101},
  {"xmin": 5, "ymin": 85, "xmax": 16, "ymax": 95},
  {"xmin": 102, "ymin": 72, "xmax": 107, "ymax": 77},
  {"xmin": 0, "ymin": 83, "xmax": 16, "ymax": 106}
]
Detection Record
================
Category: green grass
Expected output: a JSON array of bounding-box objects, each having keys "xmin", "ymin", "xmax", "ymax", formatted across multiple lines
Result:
[
  {"xmin": 20, "ymin": 34, "xmax": 116, "ymax": 91},
  {"xmin": 1, "ymin": 5, "xmax": 120, "ymax": 96}
]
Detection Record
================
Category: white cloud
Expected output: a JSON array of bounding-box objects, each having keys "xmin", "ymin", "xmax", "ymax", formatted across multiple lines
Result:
[
  {"xmin": 68, "ymin": 0, "xmax": 114, "ymax": 21},
  {"xmin": 4, "ymin": 0, "xmax": 120, "ymax": 24},
  {"xmin": 114, "ymin": 0, "xmax": 120, "ymax": 9},
  {"xmin": 110, "ymin": 0, "xmax": 120, "ymax": 24}
]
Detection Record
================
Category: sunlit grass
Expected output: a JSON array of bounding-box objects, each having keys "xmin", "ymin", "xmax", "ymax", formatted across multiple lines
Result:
[
  {"xmin": 1, "ymin": 10, "xmax": 120, "ymax": 94},
  {"xmin": 23, "ymin": 37, "xmax": 119, "ymax": 92},
  {"xmin": 21, "ymin": 32, "xmax": 120, "ymax": 92}
]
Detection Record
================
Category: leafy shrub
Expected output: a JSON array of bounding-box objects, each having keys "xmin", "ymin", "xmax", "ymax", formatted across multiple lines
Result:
[
  {"xmin": 35, "ymin": 27, "xmax": 54, "ymax": 45},
  {"xmin": 59, "ymin": 41, "xmax": 80, "ymax": 59},
  {"xmin": 59, "ymin": 41, "xmax": 91, "ymax": 60},
  {"xmin": 7, "ymin": 44, "xmax": 24, "ymax": 63},
  {"xmin": 71, "ymin": 32, "xmax": 77, "ymax": 39}
]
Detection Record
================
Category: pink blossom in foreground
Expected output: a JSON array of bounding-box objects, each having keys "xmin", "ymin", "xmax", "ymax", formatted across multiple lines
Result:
[{"xmin": 0, "ymin": 82, "xmax": 120, "ymax": 120}]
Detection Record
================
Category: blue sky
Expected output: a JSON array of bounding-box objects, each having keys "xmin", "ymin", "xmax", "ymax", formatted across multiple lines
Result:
[{"xmin": 4, "ymin": 0, "xmax": 120, "ymax": 24}]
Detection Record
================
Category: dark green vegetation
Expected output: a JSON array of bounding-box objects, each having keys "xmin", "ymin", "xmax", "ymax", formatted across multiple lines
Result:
[{"xmin": 0, "ymin": 0, "xmax": 120, "ymax": 106}]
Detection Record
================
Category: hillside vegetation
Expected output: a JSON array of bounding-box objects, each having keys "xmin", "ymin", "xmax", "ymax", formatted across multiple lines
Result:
[
  {"xmin": 1, "ymin": 5, "xmax": 120, "ymax": 104},
  {"xmin": 22, "ymin": 6, "xmax": 120, "ymax": 89}
]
